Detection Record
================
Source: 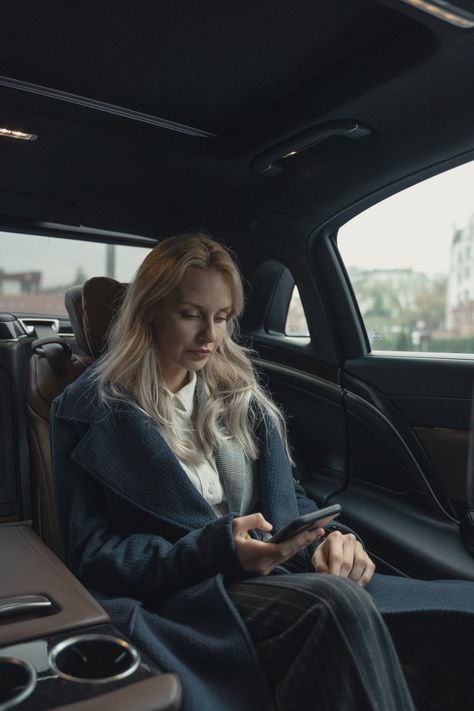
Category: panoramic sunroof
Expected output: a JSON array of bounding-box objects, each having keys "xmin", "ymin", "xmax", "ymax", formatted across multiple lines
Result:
[{"xmin": 0, "ymin": 0, "xmax": 413, "ymax": 134}]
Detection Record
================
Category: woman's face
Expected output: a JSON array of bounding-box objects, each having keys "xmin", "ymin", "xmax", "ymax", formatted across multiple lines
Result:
[{"xmin": 150, "ymin": 267, "xmax": 233, "ymax": 392}]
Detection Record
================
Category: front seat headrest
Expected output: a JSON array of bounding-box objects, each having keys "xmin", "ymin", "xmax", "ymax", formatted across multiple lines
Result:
[{"xmin": 65, "ymin": 277, "xmax": 127, "ymax": 358}]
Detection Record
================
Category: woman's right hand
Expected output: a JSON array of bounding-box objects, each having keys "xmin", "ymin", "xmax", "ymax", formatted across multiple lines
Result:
[{"xmin": 232, "ymin": 513, "xmax": 323, "ymax": 576}]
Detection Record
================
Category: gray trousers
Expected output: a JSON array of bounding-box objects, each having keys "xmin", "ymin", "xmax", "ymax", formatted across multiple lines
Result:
[{"xmin": 227, "ymin": 573, "xmax": 415, "ymax": 711}]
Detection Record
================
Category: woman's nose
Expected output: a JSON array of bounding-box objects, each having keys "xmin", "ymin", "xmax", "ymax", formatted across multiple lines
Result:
[{"xmin": 199, "ymin": 319, "xmax": 215, "ymax": 343}]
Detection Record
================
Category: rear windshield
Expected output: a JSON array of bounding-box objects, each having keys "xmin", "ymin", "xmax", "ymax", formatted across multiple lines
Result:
[{"xmin": 0, "ymin": 231, "xmax": 151, "ymax": 316}]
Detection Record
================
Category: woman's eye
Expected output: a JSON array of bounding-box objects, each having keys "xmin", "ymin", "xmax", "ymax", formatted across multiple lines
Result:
[
  {"xmin": 181, "ymin": 311, "xmax": 228, "ymax": 322},
  {"xmin": 182, "ymin": 312, "xmax": 200, "ymax": 319}
]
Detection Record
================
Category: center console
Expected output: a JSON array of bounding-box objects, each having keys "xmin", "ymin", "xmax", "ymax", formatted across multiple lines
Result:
[{"xmin": 0, "ymin": 524, "xmax": 181, "ymax": 710}]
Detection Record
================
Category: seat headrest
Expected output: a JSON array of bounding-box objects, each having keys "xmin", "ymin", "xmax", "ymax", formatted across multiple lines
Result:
[{"xmin": 65, "ymin": 277, "xmax": 127, "ymax": 358}]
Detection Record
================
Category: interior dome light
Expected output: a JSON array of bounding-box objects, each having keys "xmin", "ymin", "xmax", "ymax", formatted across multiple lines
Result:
[
  {"xmin": 0, "ymin": 127, "xmax": 37, "ymax": 141},
  {"xmin": 399, "ymin": 0, "xmax": 474, "ymax": 28}
]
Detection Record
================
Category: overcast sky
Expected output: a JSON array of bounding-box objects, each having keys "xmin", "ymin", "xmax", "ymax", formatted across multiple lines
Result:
[
  {"xmin": 1, "ymin": 160, "xmax": 473, "ymax": 286},
  {"xmin": 0, "ymin": 234, "xmax": 149, "ymax": 288},
  {"xmin": 338, "ymin": 160, "xmax": 474, "ymax": 277}
]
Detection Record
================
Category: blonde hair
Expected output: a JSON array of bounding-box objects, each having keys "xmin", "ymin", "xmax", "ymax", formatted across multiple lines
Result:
[{"xmin": 93, "ymin": 232, "xmax": 290, "ymax": 465}]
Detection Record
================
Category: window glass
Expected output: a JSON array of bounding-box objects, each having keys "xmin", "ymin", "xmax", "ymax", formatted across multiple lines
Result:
[
  {"xmin": 0, "ymin": 232, "xmax": 151, "ymax": 316},
  {"xmin": 285, "ymin": 285, "xmax": 309, "ymax": 336},
  {"xmin": 337, "ymin": 160, "xmax": 474, "ymax": 353}
]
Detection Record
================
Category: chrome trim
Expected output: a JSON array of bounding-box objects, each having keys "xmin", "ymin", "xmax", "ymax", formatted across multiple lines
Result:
[
  {"xmin": 18, "ymin": 317, "xmax": 59, "ymax": 334},
  {"xmin": 0, "ymin": 657, "xmax": 37, "ymax": 710},
  {"xmin": 0, "ymin": 594, "xmax": 52, "ymax": 619},
  {"xmin": 0, "ymin": 75, "xmax": 217, "ymax": 138},
  {"xmin": 49, "ymin": 634, "xmax": 140, "ymax": 685}
]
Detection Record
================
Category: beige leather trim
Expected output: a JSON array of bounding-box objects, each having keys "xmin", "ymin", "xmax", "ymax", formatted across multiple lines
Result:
[
  {"xmin": 52, "ymin": 674, "xmax": 182, "ymax": 711},
  {"xmin": 0, "ymin": 524, "xmax": 108, "ymax": 645}
]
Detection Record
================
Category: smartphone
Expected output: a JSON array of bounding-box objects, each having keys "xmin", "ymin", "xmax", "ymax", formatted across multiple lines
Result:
[{"xmin": 268, "ymin": 504, "xmax": 342, "ymax": 544}]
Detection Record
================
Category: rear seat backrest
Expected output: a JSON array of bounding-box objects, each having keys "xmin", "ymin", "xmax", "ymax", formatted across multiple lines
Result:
[
  {"xmin": 26, "ymin": 277, "xmax": 126, "ymax": 555},
  {"xmin": 66, "ymin": 278, "xmax": 127, "ymax": 359}
]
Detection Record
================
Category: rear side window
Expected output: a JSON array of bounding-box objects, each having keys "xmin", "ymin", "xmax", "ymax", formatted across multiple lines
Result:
[
  {"xmin": 337, "ymin": 160, "xmax": 474, "ymax": 354},
  {"xmin": 285, "ymin": 285, "xmax": 309, "ymax": 337},
  {"xmin": 0, "ymin": 232, "xmax": 151, "ymax": 316}
]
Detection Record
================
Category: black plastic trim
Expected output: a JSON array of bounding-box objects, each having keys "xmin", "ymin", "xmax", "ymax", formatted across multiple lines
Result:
[{"xmin": 0, "ymin": 75, "xmax": 216, "ymax": 138}]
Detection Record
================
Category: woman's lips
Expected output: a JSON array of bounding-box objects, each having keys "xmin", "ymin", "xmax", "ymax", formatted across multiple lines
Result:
[{"xmin": 188, "ymin": 349, "xmax": 211, "ymax": 359}]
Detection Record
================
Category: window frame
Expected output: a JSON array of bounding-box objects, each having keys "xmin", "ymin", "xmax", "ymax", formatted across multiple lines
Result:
[{"xmin": 312, "ymin": 150, "xmax": 474, "ymax": 363}]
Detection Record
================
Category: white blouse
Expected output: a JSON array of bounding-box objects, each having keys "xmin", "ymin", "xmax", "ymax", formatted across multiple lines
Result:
[{"xmin": 165, "ymin": 372, "xmax": 228, "ymax": 517}]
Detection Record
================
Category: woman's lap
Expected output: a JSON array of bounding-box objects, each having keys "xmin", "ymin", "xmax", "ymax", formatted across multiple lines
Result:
[
  {"xmin": 227, "ymin": 573, "xmax": 414, "ymax": 711},
  {"xmin": 227, "ymin": 572, "xmax": 474, "ymax": 711}
]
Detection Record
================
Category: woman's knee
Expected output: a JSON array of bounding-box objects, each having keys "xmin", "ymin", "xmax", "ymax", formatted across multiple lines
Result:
[{"xmin": 291, "ymin": 573, "xmax": 381, "ymax": 624}]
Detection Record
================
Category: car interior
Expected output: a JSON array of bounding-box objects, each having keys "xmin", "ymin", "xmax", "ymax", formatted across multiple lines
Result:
[{"xmin": 1, "ymin": 1, "xmax": 474, "ymax": 709}]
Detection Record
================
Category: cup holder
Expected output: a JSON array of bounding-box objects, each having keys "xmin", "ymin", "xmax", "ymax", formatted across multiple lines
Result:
[
  {"xmin": 0, "ymin": 657, "xmax": 36, "ymax": 710},
  {"xmin": 49, "ymin": 634, "xmax": 140, "ymax": 684}
]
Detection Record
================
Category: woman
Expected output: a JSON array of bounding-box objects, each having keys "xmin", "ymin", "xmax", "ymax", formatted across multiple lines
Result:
[{"xmin": 51, "ymin": 233, "xmax": 473, "ymax": 711}]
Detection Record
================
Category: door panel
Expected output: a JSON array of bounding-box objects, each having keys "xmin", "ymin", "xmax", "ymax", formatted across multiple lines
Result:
[
  {"xmin": 345, "ymin": 355, "xmax": 474, "ymax": 511},
  {"xmin": 255, "ymin": 359, "xmax": 346, "ymax": 492},
  {"xmin": 414, "ymin": 427, "xmax": 468, "ymax": 501},
  {"xmin": 252, "ymin": 347, "xmax": 474, "ymax": 581}
]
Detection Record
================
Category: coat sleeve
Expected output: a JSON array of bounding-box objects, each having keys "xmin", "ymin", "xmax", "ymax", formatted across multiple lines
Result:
[
  {"xmin": 50, "ymin": 403, "xmax": 249, "ymax": 602},
  {"xmin": 276, "ymin": 477, "xmax": 319, "ymax": 573}
]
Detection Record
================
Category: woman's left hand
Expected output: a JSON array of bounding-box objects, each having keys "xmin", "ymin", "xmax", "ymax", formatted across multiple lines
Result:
[{"xmin": 311, "ymin": 530, "xmax": 375, "ymax": 587}]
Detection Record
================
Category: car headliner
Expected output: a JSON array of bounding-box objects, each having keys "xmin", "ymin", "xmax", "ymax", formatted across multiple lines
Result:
[{"xmin": 0, "ymin": 0, "xmax": 473, "ymax": 247}]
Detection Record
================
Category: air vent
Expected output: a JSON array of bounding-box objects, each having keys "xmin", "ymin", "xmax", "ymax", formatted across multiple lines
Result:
[
  {"xmin": 19, "ymin": 318, "xmax": 75, "ymax": 339},
  {"xmin": 19, "ymin": 318, "xmax": 59, "ymax": 337}
]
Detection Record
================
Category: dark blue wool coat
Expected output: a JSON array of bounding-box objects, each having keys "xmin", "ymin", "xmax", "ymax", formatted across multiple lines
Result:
[
  {"xmin": 50, "ymin": 371, "xmax": 319, "ymax": 710},
  {"xmin": 51, "ymin": 371, "xmax": 474, "ymax": 711}
]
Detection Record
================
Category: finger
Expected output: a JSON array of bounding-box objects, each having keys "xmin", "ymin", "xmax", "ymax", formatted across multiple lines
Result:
[
  {"xmin": 278, "ymin": 527, "xmax": 322, "ymax": 559},
  {"xmin": 232, "ymin": 512, "xmax": 272, "ymax": 536},
  {"xmin": 340, "ymin": 533, "xmax": 357, "ymax": 577},
  {"xmin": 312, "ymin": 526, "xmax": 326, "ymax": 540},
  {"xmin": 289, "ymin": 526, "xmax": 324, "ymax": 549},
  {"xmin": 348, "ymin": 545, "xmax": 368, "ymax": 582},
  {"xmin": 312, "ymin": 545, "xmax": 330, "ymax": 574},
  {"xmin": 265, "ymin": 528, "xmax": 320, "ymax": 566},
  {"xmin": 325, "ymin": 531, "xmax": 345, "ymax": 576},
  {"xmin": 357, "ymin": 559, "xmax": 376, "ymax": 587}
]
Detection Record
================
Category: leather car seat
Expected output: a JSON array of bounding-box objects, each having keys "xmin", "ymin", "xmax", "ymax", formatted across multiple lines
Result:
[
  {"xmin": 25, "ymin": 277, "xmax": 126, "ymax": 555},
  {"xmin": 66, "ymin": 277, "xmax": 127, "ymax": 360}
]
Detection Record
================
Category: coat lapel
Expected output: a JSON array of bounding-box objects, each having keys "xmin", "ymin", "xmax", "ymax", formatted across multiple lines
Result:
[
  {"xmin": 69, "ymin": 401, "xmax": 217, "ymax": 531},
  {"xmin": 55, "ymin": 373, "xmax": 301, "ymax": 533}
]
